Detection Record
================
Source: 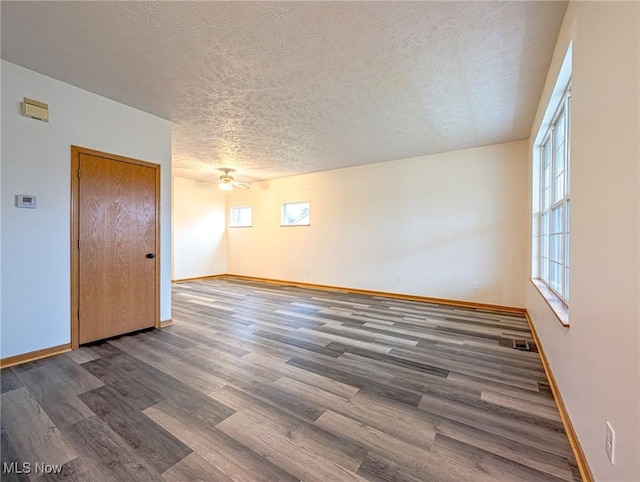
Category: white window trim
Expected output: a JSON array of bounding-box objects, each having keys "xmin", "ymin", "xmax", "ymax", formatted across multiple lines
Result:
[
  {"xmin": 538, "ymin": 84, "xmax": 571, "ymax": 303},
  {"xmin": 281, "ymin": 201, "xmax": 310, "ymax": 227},
  {"xmin": 531, "ymin": 43, "xmax": 572, "ymax": 326},
  {"xmin": 229, "ymin": 206, "xmax": 253, "ymax": 228}
]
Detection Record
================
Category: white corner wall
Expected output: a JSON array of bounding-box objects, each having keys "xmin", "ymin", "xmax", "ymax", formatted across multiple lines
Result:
[
  {"xmin": 527, "ymin": 2, "xmax": 640, "ymax": 481},
  {"xmin": 0, "ymin": 60, "xmax": 3, "ymax": 345},
  {"xmin": 1, "ymin": 61, "xmax": 172, "ymax": 359},
  {"xmin": 172, "ymin": 176, "xmax": 227, "ymax": 280},
  {"xmin": 227, "ymin": 141, "xmax": 528, "ymax": 308}
]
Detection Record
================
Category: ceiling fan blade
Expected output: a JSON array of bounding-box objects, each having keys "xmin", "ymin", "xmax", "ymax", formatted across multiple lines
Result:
[{"xmin": 233, "ymin": 181, "xmax": 252, "ymax": 189}]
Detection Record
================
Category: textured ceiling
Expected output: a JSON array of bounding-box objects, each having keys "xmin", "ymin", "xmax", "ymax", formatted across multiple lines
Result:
[{"xmin": 1, "ymin": 1, "xmax": 567, "ymax": 183}]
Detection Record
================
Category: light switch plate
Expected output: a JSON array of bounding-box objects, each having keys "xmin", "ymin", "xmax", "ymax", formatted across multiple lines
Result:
[{"xmin": 606, "ymin": 421, "xmax": 615, "ymax": 464}]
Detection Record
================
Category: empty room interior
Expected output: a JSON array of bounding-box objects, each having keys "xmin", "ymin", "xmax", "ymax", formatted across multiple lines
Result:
[{"xmin": 0, "ymin": 1, "xmax": 639, "ymax": 482}]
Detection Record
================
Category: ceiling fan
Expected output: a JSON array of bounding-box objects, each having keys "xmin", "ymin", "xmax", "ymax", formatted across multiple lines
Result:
[{"xmin": 217, "ymin": 168, "xmax": 251, "ymax": 191}]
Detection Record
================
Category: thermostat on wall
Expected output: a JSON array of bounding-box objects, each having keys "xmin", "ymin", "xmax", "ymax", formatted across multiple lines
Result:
[
  {"xmin": 21, "ymin": 97, "xmax": 49, "ymax": 122},
  {"xmin": 16, "ymin": 194, "xmax": 37, "ymax": 209}
]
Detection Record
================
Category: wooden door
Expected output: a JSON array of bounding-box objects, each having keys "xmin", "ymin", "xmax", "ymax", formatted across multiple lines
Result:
[{"xmin": 73, "ymin": 148, "xmax": 159, "ymax": 345}]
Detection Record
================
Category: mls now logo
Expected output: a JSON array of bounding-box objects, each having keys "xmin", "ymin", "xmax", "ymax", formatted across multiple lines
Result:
[{"xmin": 2, "ymin": 462, "xmax": 63, "ymax": 475}]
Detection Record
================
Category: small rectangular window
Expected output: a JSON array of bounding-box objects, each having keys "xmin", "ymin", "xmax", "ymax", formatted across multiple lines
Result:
[
  {"xmin": 281, "ymin": 201, "xmax": 310, "ymax": 226},
  {"xmin": 229, "ymin": 206, "xmax": 252, "ymax": 227}
]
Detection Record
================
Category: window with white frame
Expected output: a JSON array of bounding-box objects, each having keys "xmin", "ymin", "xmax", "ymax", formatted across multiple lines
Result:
[
  {"xmin": 229, "ymin": 206, "xmax": 252, "ymax": 227},
  {"xmin": 537, "ymin": 83, "xmax": 571, "ymax": 303},
  {"xmin": 281, "ymin": 201, "xmax": 310, "ymax": 226}
]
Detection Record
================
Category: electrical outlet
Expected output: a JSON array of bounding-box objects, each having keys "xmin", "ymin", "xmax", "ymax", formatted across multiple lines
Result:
[
  {"xmin": 395, "ymin": 275, "xmax": 401, "ymax": 283},
  {"xmin": 605, "ymin": 421, "xmax": 615, "ymax": 464},
  {"xmin": 473, "ymin": 281, "xmax": 480, "ymax": 290}
]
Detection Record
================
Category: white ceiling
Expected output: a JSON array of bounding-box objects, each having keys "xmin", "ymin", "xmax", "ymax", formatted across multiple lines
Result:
[{"xmin": 1, "ymin": 1, "xmax": 567, "ymax": 183}]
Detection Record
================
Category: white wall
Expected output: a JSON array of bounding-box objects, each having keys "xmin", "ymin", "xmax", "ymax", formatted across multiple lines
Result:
[
  {"xmin": 1, "ymin": 61, "xmax": 172, "ymax": 359},
  {"xmin": 172, "ymin": 176, "xmax": 227, "ymax": 280},
  {"xmin": 228, "ymin": 141, "xmax": 528, "ymax": 308},
  {"xmin": 0, "ymin": 60, "xmax": 4, "ymax": 350},
  {"xmin": 527, "ymin": 3, "xmax": 640, "ymax": 481}
]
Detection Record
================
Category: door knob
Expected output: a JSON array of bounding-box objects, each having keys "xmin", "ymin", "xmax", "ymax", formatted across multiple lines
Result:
[{"xmin": 146, "ymin": 253, "xmax": 155, "ymax": 259}]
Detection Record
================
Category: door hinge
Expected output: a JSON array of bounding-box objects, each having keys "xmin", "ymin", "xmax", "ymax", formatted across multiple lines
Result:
[
  {"xmin": 77, "ymin": 310, "xmax": 80, "ymax": 320},
  {"xmin": 78, "ymin": 239, "xmax": 80, "ymax": 249}
]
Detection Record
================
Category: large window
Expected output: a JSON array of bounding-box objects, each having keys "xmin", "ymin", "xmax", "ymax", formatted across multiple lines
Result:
[
  {"xmin": 538, "ymin": 84, "xmax": 571, "ymax": 303},
  {"xmin": 229, "ymin": 206, "xmax": 252, "ymax": 227},
  {"xmin": 281, "ymin": 201, "xmax": 310, "ymax": 226}
]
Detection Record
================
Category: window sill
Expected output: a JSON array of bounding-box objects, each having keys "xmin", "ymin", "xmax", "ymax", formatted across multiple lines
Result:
[{"xmin": 530, "ymin": 279, "xmax": 570, "ymax": 327}]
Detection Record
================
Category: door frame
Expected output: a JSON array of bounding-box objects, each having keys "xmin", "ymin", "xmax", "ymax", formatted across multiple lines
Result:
[{"xmin": 70, "ymin": 145, "xmax": 161, "ymax": 349}]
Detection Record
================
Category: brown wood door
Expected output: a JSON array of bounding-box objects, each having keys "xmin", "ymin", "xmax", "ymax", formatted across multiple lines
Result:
[{"xmin": 77, "ymin": 152, "xmax": 158, "ymax": 344}]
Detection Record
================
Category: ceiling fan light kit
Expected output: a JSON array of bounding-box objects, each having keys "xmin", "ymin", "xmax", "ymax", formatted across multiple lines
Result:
[{"xmin": 217, "ymin": 168, "xmax": 251, "ymax": 191}]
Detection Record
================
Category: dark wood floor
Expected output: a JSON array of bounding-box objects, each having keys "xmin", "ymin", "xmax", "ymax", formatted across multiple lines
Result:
[{"xmin": 1, "ymin": 278, "xmax": 581, "ymax": 481}]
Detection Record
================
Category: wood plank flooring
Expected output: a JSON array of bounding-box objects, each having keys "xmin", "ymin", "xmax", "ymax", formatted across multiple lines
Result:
[{"xmin": 1, "ymin": 278, "xmax": 582, "ymax": 481}]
